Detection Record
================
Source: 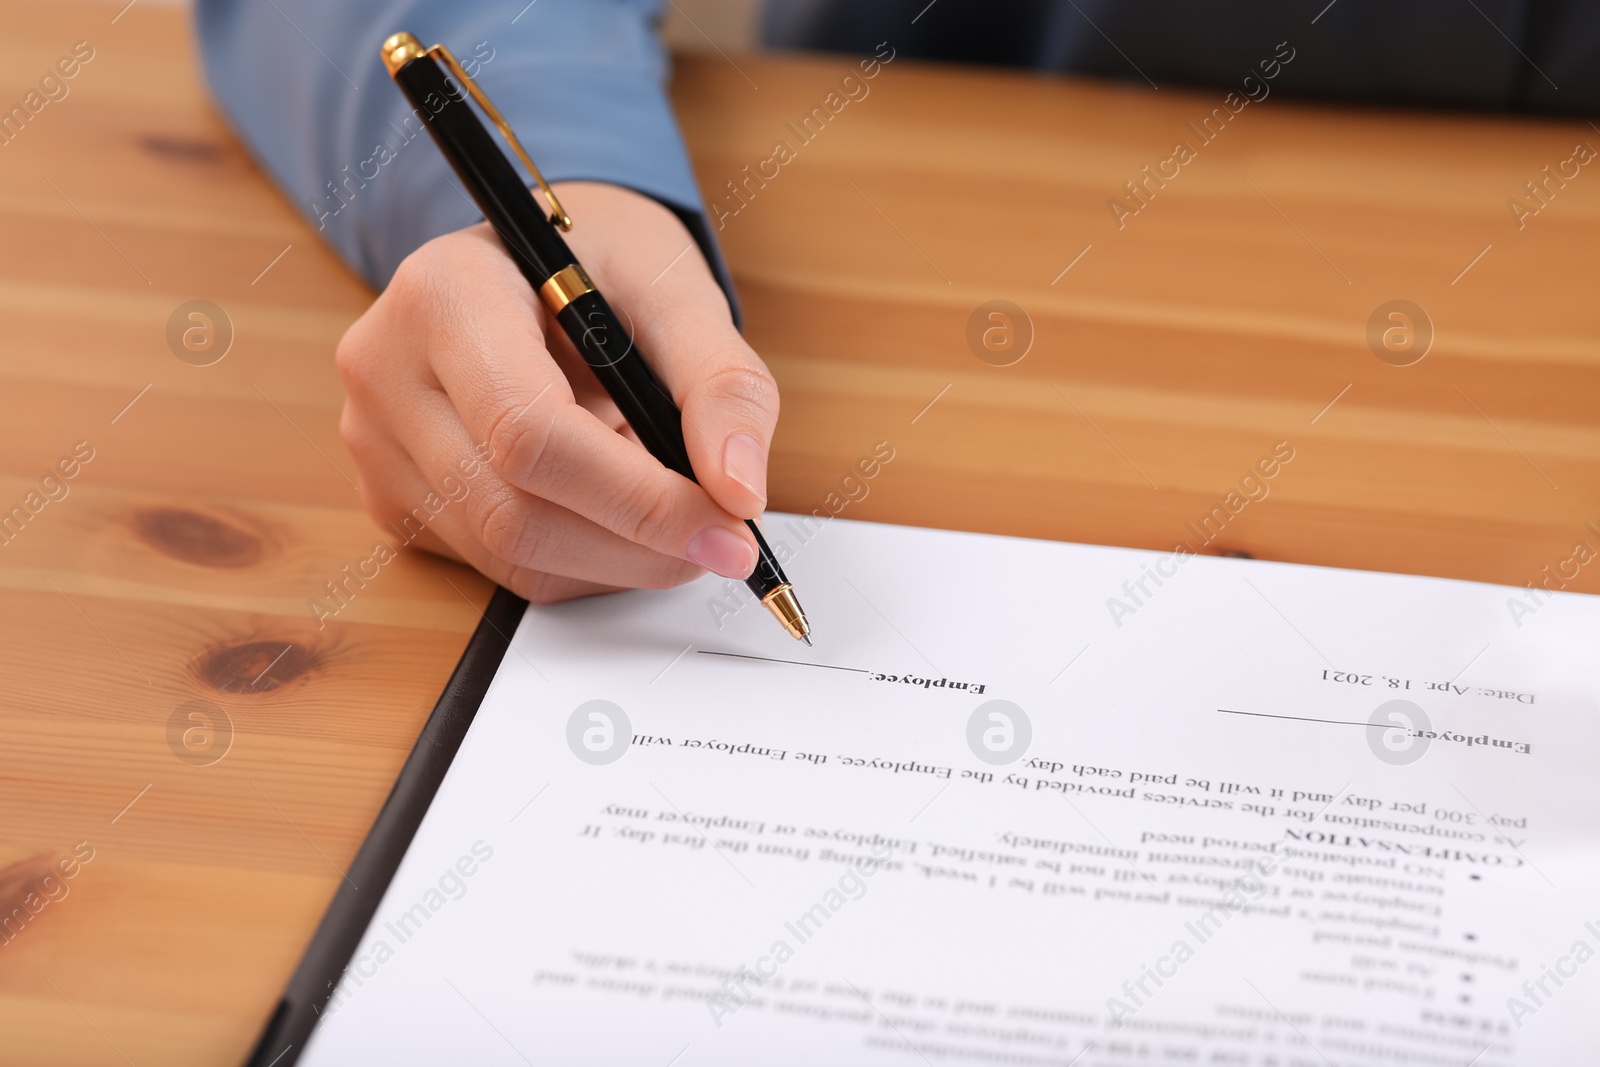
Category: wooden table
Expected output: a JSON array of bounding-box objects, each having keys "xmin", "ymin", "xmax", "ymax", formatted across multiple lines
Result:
[{"xmin": 2, "ymin": 2, "xmax": 1594, "ymax": 1063}]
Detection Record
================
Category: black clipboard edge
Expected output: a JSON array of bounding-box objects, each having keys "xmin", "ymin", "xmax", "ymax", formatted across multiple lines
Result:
[{"xmin": 243, "ymin": 585, "xmax": 528, "ymax": 1067}]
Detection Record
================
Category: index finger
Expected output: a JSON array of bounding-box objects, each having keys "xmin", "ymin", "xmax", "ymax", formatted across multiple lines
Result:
[{"xmin": 421, "ymin": 230, "xmax": 761, "ymax": 581}]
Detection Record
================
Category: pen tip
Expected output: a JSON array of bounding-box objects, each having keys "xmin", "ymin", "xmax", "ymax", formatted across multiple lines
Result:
[
  {"xmin": 761, "ymin": 583, "xmax": 811, "ymax": 644},
  {"xmin": 801, "ymin": 634, "xmax": 813, "ymax": 647}
]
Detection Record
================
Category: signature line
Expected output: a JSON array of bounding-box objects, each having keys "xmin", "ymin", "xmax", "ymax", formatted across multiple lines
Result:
[{"xmin": 696, "ymin": 649, "xmax": 872, "ymax": 674}]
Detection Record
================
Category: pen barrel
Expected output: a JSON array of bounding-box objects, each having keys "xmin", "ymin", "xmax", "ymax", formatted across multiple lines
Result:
[
  {"xmin": 559, "ymin": 292, "xmax": 785, "ymax": 593},
  {"xmin": 744, "ymin": 522, "xmax": 786, "ymax": 589},
  {"xmin": 556, "ymin": 292, "xmax": 694, "ymax": 481},
  {"xmin": 391, "ymin": 52, "xmax": 573, "ymax": 279}
]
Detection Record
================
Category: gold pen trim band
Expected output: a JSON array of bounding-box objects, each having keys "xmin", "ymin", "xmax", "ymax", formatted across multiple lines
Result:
[{"xmin": 538, "ymin": 264, "xmax": 595, "ymax": 315}]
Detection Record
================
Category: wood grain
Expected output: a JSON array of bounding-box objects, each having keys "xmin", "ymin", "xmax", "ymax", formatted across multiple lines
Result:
[
  {"xmin": 673, "ymin": 55, "xmax": 1599, "ymax": 587},
  {"xmin": 1, "ymin": 2, "xmax": 1595, "ymax": 1063}
]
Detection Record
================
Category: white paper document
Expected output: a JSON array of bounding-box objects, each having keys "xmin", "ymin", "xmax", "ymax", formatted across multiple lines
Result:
[{"xmin": 301, "ymin": 516, "xmax": 1600, "ymax": 1066}]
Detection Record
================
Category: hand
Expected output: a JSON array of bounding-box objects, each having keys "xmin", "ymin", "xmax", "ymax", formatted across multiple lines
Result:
[{"xmin": 335, "ymin": 182, "xmax": 778, "ymax": 603}]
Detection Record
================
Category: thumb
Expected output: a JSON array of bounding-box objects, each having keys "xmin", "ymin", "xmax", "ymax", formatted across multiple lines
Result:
[
  {"xmin": 560, "ymin": 182, "xmax": 779, "ymax": 520},
  {"xmin": 675, "ymin": 329, "xmax": 779, "ymax": 520},
  {"xmin": 606, "ymin": 284, "xmax": 778, "ymax": 521},
  {"xmin": 605, "ymin": 265, "xmax": 777, "ymax": 519}
]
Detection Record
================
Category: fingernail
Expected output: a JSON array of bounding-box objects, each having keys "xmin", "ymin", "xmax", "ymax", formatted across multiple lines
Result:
[
  {"xmin": 723, "ymin": 432, "xmax": 768, "ymax": 507},
  {"xmin": 686, "ymin": 526, "xmax": 756, "ymax": 579}
]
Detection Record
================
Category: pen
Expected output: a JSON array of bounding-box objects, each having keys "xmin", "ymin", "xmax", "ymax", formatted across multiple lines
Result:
[{"xmin": 380, "ymin": 33, "xmax": 811, "ymax": 645}]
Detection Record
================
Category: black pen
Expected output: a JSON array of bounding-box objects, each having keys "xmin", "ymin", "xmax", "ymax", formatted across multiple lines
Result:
[{"xmin": 380, "ymin": 33, "xmax": 810, "ymax": 644}]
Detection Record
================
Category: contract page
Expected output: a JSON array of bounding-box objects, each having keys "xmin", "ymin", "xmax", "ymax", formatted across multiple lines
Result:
[{"xmin": 302, "ymin": 516, "xmax": 1600, "ymax": 1066}]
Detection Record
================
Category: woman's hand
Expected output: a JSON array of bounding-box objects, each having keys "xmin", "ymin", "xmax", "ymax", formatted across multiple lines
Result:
[{"xmin": 335, "ymin": 182, "xmax": 778, "ymax": 603}]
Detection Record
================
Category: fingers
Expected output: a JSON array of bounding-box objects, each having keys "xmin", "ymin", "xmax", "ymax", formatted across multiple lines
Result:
[
  {"xmin": 341, "ymin": 401, "xmax": 703, "ymax": 595},
  {"xmin": 562, "ymin": 183, "xmax": 780, "ymax": 522},
  {"xmin": 345, "ymin": 414, "xmax": 620, "ymax": 607},
  {"xmin": 384, "ymin": 226, "xmax": 761, "ymax": 581},
  {"xmin": 609, "ymin": 269, "xmax": 779, "ymax": 522}
]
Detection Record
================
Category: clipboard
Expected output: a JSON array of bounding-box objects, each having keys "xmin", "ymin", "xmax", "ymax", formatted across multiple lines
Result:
[{"xmin": 243, "ymin": 587, "xmax": 526, "ymax": 1067}]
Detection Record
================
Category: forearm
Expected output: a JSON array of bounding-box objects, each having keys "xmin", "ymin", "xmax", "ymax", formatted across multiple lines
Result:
[{"xmin": 196, "ymin": 0, "xmax": 736, "ymax": 310}]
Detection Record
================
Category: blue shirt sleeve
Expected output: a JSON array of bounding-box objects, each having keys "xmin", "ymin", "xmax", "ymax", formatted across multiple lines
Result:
[{"xmin": 195, "ymin": 0, "xmax": 737, "ymax": 316}]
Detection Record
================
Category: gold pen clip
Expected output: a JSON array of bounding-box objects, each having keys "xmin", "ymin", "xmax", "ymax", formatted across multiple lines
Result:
[{"xmin": 381, "ymin": 32, "xmax": 573, "ymax": 231}]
